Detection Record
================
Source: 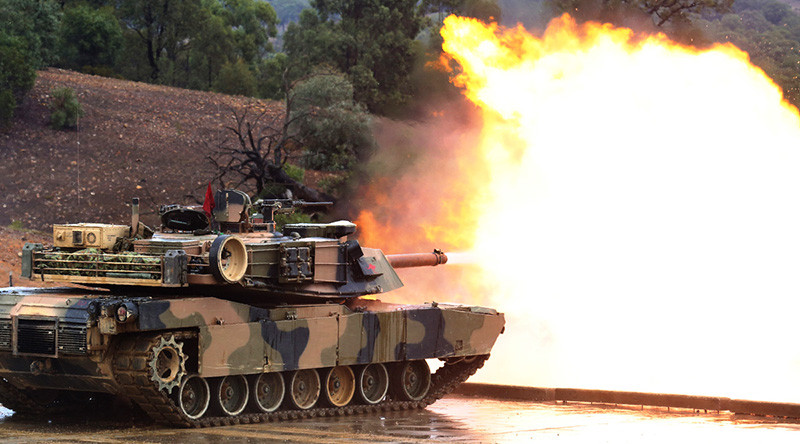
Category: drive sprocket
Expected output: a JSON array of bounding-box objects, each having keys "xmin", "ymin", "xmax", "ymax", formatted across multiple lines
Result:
[{"xmin": 148, "ymin": 335, "xmax": 188, "ymax": 394}]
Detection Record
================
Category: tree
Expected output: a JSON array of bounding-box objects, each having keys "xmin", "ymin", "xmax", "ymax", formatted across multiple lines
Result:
[
  {"xmin": 0, "ymin": 0, "xmax": 61, "ymax": 68},
  {"xmin": 257, "ymin": 52, "xmax": 289, "ymax": 99},
  {"xmin": 0, "ymin": 32, "xmax": 36, "ymax": 123},
  {"xmin": 186, "ymin": 8, "xmax": 235, "ymax": 89},
  {"xmin": 220, "ymin": 0, "xmax": 278, "ymax": 63},
  {"xmin": 118, "ymin": 0, "xmax": 202, "ymax": 81},
  {"xmin": 291, "ymin": 72, "xmax": 375, "ymax": 171},
  {"xmin": 59, "ymin": 5, "xmax": 123, "ymax": 70},
  {"xmin": 209, "ymin": 104, "xmax": 333, "ymax": 201},
  {"xmin": 549, "ymin": 0, "xmax": 731, "ymax": 27},
  {"xmin": 696, "ymin": 0, "xmax": 800, "ymax": 108},
  {"xmin": 283, "ymin": 0, "xmax": 427, "ymax": 114},
  {"xmin": 422, "ymin": 0, "xmax": 501, "ymax": 23},
  {"xmin": 213, "ymin": 59, "xmax": 258, "ymax": 96},
  {"xmin": 208, "ymin": 70, "xmax": 368, "ymax": 200},
  {"xmin": 268, "ymin": 0, "xmax": 310, "ymax": 26},
  {"xmin": 181, "ymin": 0, "xmax": 278, "ymax": 90}
]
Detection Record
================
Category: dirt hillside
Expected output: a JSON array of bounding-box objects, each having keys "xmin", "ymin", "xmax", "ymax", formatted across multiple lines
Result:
[
  {"xmin": 0, "ymin": 227, "xmax": 52, "ymax": 288},
  {"xmin": 0, "ymin": 68, "xmax": 281, "ymax": 231}
]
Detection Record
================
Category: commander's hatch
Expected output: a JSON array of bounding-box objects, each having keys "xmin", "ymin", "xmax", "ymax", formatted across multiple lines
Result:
[{"xmin": 160, "ymin": 206, "xmax": 210, "ymax": 232}]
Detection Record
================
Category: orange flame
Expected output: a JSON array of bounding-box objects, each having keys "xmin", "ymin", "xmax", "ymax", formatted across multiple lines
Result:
[
  {"xmin": 353, "ymin": 114, "xmax": 490, "ymax": 254},
  {"xmin": 357, "ymin": 14, "xmax": 800, "ymax": 402}
]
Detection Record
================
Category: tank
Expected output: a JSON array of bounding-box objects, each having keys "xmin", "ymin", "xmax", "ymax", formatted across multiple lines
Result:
[{"xmin": 1, "ymin": 190, "xmax": 505, "ymax": 427}]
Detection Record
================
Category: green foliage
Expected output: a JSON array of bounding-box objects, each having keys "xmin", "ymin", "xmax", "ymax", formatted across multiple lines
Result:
[
  {"xmin": 290, "ymin": 72, "xmax": 376, "ymax": 170},
  {"xmin": 8, "ymin": 220, "xmax": 24, "ymax": 230},
  {"xmin": 423, "ymin": 0, "xmax": 501, "ymax": 23},
  {"xmin": 222, "ymin": 0, "xmax": 279, "ymax": 62},
  {"xmin": 81, "ymin": 65, "xmax": 123, "ymax": 79},
  {"xmin": 118, "ymin": 0, "xmax": 203, "ymax": 81},
  {"xmin": 694, "ymin": 0, "xmax": 800, "ymax": 108},
  {"xmin": 317, "ymin": 174, "xmax": 347, "ymax": 196},
  {"xmin": 0, "ymin": 0, "xmax": 61, "ymax": 68},
  {"xmin": 0, "ymin": 89, "xmax": 14, "ymax": 123},
  {"xmin": 258, "ymin": 181, "xmax": 289, "ymax": 199},
  {"xmin": 182, "ymin": 0, "xmax": 278, "ymax": 91},
  {"xmin": 58, "ymin": 5, "xmax": 122, "ymax": 71},
  {"xmin": 185, "ymin": 9, "xmax": 234, "ymax": 89},
  {"xmin": 549, "ymin": 0, "xmax": 731, "ymax": 27},
  {"xmin": 0, "ymin": 32, "xmax": 36, "ymax": 124},
  {"xmin": 761, "ymin": 1, "xmax": 789, "ymax": 24},
  {"xmin": 268, "ymin": 0, "xmax": 310, "ymax": 25},
  {"xmin": 284, "ymin": 163, "xmax": 306, "ymax": 182},
  {"xmin": 274, "ymin": 211, "xmax": 312, "ymax": 227},
  {"xmin": 0, "ymin": 0, "xmax": 55, "ymax": 122},
  {"xmin": 284, "ymin": 0, "xmax": 427, "ymax": 114},
  {"xmin": 49, "ymin": 87, "xmax": 85, "ymax": 129},
  {"xmin": 258, "ymin": 53, "xmax": 289, "ymax": 99},
  {"xmin": 114, "ymin": 31, "xmax": 150, "ymax": 81},
  {"xmin": 212, "ymin": 59, "xmax": 258, "ymax": 96}
]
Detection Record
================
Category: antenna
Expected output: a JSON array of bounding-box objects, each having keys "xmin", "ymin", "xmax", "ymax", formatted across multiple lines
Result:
[{"xmin": 76, "ymin": 113, "xmax": 81, "ymax": 208}]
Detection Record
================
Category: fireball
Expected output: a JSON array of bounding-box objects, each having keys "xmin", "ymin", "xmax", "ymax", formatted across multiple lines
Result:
[{"xmin": 362, "ymin": 14, "xmax": 800, "ymax": 402}]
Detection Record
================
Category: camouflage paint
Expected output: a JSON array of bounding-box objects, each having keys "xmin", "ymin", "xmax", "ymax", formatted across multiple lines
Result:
[
  {"xmin": 193, "ymin": 303, "xmax": 502, "ymax": 377},
  {"xmin": 0, "ymin": 288, "xmax": 505, "ymax": 394}
]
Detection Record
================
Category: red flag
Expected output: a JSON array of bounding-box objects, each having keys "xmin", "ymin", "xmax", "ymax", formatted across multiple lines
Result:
[{"xmin": 202, "ymin": 183, "xmax": 215, "ymax": 217}]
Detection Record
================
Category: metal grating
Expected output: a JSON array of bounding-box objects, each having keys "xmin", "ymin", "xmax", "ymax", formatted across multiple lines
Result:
[
  {"xmin": 57, "ymin": 324, "xmax": 87, "ymax": 355},
  {"xmin": 17, "ymin": 319, "xmax": 56, "ymax": 356},
  {"xmin": 33, "ymin": 251, "xmax": 163, "ymax": 281},
  {"xmin": 0, "ymin": 319, "xmax": 10, "ymax": 351}
]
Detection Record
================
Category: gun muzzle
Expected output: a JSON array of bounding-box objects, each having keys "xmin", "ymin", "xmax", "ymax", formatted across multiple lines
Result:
[{"xmin": 386, "ymin": 249, "xmax": 448, "ymax": 269}]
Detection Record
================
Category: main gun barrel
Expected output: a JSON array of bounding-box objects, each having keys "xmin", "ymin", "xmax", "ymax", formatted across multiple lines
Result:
[{"xmin": 385, "ymin": 250, "xmax": 448, "ymax": 268}]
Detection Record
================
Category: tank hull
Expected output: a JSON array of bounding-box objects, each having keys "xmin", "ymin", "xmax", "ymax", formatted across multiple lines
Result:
[{"xmin": 0, "ymin": 287, "xmax": 504, "ymax": 425}]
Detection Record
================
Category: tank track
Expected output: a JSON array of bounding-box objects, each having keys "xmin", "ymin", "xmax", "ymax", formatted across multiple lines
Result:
[
  {"xmin": 113, "ymin": 331, "xmax": 488, "ymax": 428},
  {"xmin": 0, "ymin": 378, "xmax": 106, "ymax": 416},
  {"xmin": 0, "ymin": 378, "xmax": 53, "ymax": 415}
]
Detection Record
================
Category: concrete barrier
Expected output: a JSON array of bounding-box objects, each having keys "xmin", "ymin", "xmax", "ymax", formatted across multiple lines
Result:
[
  {"xmin": 456, "ymin": 383, "xmax": 556, "ymax": 401},
  {"xmin": 555, "ymin": 388, "xmax": 730, "ymax": 411},
  {"xmin": 454, "ymin": 383, "xmax": 800, "ymax": 418}
]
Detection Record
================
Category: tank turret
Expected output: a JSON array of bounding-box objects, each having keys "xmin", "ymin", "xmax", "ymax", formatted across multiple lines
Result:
[{"xmin": 21, "ymin": 190, "xmax": 451, "ymax": 300}]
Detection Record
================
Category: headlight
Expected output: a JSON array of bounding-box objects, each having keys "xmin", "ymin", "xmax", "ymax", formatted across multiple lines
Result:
[{"xmin": 116, "ymin": 302, "xmax": 138, "ymax": 323}]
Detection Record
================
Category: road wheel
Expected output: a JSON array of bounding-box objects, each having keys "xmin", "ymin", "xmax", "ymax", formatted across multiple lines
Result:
[
  {"xmin": 357, "ymin": 363, "xmax": 389, "ymax": 405},
  {"xmin": 391, "ymin": 360, "xmax": 431, "ymax": 401},
  {"xmin": 248, "ymin": 372, "xmax": 284, "ymax": 413},
  {"xmin": 322, "ymin": 366, "xmax": 355, "ymax": 407},
  {"xmin": 212, "ymin": 375, "xmax": 249, "ymax": 416},
  {"xmin": 177, "ymin": 375, "xmax": 210, "ymax": 420},
  {"xmin": 287, "ymin": 369, "xmax": 320, "ymax": 410}
]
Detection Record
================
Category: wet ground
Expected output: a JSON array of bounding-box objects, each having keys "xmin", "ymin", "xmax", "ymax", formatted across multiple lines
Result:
[{"xmin": 0, "ymin": 395, "xmax": 799, "ymax": 443}]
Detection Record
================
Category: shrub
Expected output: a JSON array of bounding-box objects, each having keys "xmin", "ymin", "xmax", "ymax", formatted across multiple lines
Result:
[
  {"xmin": 284, "ymin": 163, "xmax": 305, "ymax": 182},
  {"xmin": 0, "ymin": 32, "xmax": 36, "ymax": 124},
  {"xmin": 275, "ymin": 211, "xmax": 313, "ymax": 227},
  {"xmin": 212, "ymin": 60, "xmax": 257, "ymax": 97},
  {"xmin": 317, "ymin": 174, "xmax": 348, "ymax": 196},
  {"xmin": 49, "ymin": 87, "xmax": 85, "ymax": 129},
  {"xmin": 290, "ymin": 72, "xmax": 375, "ymax": 171}
]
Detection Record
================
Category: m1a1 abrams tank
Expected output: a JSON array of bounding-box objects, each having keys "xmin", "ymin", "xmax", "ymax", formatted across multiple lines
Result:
[{"xmin": 2, "ymin": 190, "xmax": 505, "ymax": 427}]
